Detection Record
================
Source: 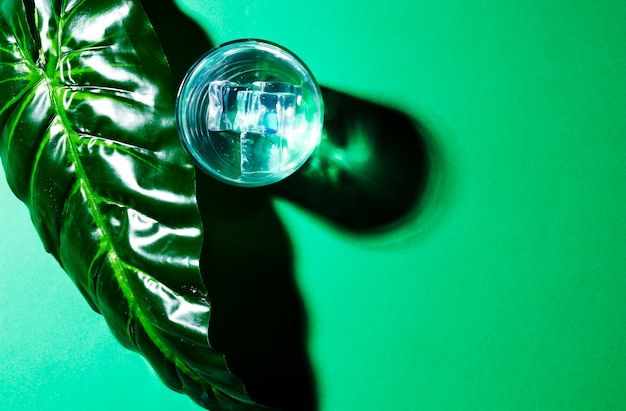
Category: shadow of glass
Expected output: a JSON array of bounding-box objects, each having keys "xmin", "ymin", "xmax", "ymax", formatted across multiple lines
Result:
[
  {"xmin": 271, "ymin": 87, "xmax": 431, "ymax": 233},
  {"xmin": 143, "ymin": 2, "xmax": 432, "ymax": 410}
]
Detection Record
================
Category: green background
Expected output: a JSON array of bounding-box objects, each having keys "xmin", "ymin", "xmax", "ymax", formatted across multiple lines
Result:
[{"xmin": 1, "ymin": 0, "xmax": 624, "ymax": 410}]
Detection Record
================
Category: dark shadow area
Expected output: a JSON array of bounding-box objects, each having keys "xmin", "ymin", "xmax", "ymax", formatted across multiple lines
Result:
[
  {"xmin": 143, "ymin": 1, "xmax": 432, "ymax": 410},
  {"xmin": 196, "ymin": 174, "xmax": 317, "ymax": 411},
  {"xmin": 271, "ymin": 87, "xmax": 431, "ymax": 232}
]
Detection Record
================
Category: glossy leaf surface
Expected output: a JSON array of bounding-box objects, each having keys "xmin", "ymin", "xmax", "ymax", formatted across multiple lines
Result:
[{"xmin": 0, "ymin": 0, "xmax": 268, "ymax": 408}]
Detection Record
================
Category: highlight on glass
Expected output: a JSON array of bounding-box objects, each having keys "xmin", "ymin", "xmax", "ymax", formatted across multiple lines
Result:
[{"xmin": 176, "ymin": 39, "xmax": 324, "ymax": 187}]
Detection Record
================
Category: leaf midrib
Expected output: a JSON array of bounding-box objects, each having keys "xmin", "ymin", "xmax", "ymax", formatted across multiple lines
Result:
[
  {"xmin": 3, "ymin": 0, "xmax": 209, "ymax": 392},
  {"xmin": 40, "ymin": 7, "xmax": 202, "ymax": 382}
]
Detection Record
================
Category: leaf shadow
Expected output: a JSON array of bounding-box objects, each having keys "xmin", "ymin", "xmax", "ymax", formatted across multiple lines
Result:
[{"xmin": 144, "ymin": 2, "xmax": 434, "ymax": 410}]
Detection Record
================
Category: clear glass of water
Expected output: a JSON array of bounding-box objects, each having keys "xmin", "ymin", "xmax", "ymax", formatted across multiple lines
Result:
[{"xmin": 176, "ymin": 39, "xmax": 324, "ymax": 187}]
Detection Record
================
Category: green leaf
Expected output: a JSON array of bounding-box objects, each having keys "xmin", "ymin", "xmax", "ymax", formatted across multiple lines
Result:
[{"xmin": 0, "ymin": 0, "xmax": 270, "ymax": 409}]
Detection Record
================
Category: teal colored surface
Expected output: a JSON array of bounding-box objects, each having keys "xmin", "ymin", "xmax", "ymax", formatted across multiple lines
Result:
[{"xmin": 1, "ymin": 0, "xmax": 625, "ymax": 410}]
